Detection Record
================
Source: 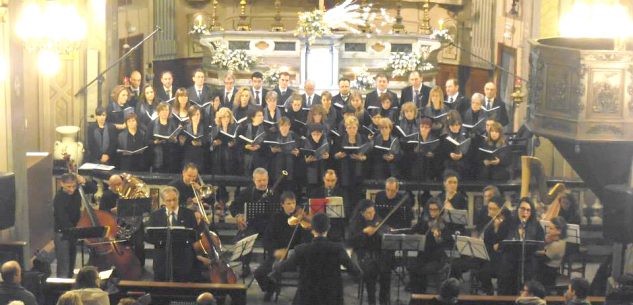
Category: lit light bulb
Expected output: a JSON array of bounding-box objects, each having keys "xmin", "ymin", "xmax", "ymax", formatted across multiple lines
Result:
[{"xmin": 38, "ymin": 50, "xmax": 61, "ymax": 76}]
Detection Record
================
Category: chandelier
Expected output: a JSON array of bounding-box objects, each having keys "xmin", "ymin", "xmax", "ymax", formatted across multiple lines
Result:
[{"xmin": 15, "ymin": 1, "xmax": 87, "ymax": 75}]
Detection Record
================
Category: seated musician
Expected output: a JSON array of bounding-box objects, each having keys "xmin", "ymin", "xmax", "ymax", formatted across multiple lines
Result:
[
  {"xmin": 272, "ymin": 213, "xmax": 361, "ymax": 305},
  {"xmin": 254, "ymin": 191, "xmax": 308, "ymax": 302},
  {"xmin": 168, "ymin": 163, "xmax": 199, "ymax": 208},
  {"xmin": 475, "ymin": 196, "xmax": 512, "ymax": 294},
  {"xmin": 348, "ymin": 200, "xmax": 392, "ymax": 305},
  {"xmin": 53, "ymin": 173, "xmax": 97, "ymax": 278},
  {"xmin": 498, "ymin": 197, "xmax": 545, "ymax": 295},
  {"xmin": 408, "ymin": 197, "xmax": 452, "ymax": 294},
  {"xmin": 437, "ymin": 170, "xmax": 468, "ymax": 235},
  {"xmin": 229, "ymin": 167, "xmax": 279, "ymax": 235},
  {"xmin": 148, "ymin": 186, "xmax": 201, "ymax": 282},
  {"xmin": 472, "ymin": 185, "xmax": 501, "ymax": 235},
  {"xmin": 373, "ymin": 177, "xmax": 413, "ymax": 230},
  {"xmin": 308, "ymin": 169, "xmax": 346, "ymax": 241},
  {"xmin": 537, "ymin": 216, "xmax": 567, "ymax": 287}
]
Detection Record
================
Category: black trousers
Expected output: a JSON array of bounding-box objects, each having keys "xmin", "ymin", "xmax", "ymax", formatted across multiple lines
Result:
[{"xmin": 359, "ymin": 253, "xmax": 392, "ymax": 304}]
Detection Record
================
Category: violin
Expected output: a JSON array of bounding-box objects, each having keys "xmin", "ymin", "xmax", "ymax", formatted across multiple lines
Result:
[{"xmin": 287, "ymin": 208, "xmax": 312, "ymax": 230}]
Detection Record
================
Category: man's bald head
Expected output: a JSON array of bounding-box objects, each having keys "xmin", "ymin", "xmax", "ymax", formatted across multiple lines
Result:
[
  {"xmin": 108, "ymin": 175, "xmax": 124, "ymax": 193},
  {"xmin": 196, "ymin": 292, "xmax": 216, "ymax": 305},
  {"xmin": 1, "ymin": 260, "xmax": 21, "ymax": 283}
]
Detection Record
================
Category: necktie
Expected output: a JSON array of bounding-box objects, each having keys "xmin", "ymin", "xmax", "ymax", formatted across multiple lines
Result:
[
  {"xmin": 281, "ymin": 90, "xmax": 286, "ymax": 96},
  {"xmin": 169, "ymin": 212, "xmax": 176, "ymax": 226},
  {"xmin": 256, "ymin": 91, "xmax": 260, "ymax": 104},
  {"xmin": 167, "ymin": 89, "xmax": 172, "ymax": 99},
  {"xmin": 486, "ymin": 99, "xmax": 492, "ymax": 109},
  {"xmin": 225, "ymin": 93, "xmax": 230, "ymax": 105},
  {"xmin": 413, "ymin": 89, "xmax": 418, "ymax": 103},
  {"xmin": 197, "ymin": 90, "xmax": 202, "ymax": 98},
  {"xmin": 307, "ymin": 96, "xmax": 311, "ymax": 107},
  {"xmin": 449, "ymin": 97, "xmax": 453, "ymax": 104}
]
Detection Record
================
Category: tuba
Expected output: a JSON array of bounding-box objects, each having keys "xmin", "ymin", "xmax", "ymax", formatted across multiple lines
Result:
[{"xmin": 115, "ymin": 173, "xmax": 149, "ymax": 240}]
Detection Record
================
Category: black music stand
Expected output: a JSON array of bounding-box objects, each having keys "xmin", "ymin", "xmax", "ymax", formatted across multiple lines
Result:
[
  {"xmin": 375, "ymin": 200, "xmax": 412, "ymax": 229},
  {"xmin": 441, "ymin": 209, "xmax": 468, "ymax": 225},
  {"xmin": 244, "ymin": 201, "xmax": 279, "ymax": 234},
  {"xmin": 145, "ymin": 226, "xmax": 197, "ymax": 282},
  {"xmin": 455, "ymin": 236, "xmax": 490, "ymax": 261},
  {"xmin": 61, "ymin": 226, "xmax": 107, "ymax": 267},
  {"xmin": 382, "ymin": 234, "xmax": 425, "ymax": 305},
  {"xmin": 501, "ymin": 239, "xmax": 544, "ymax": 291}
]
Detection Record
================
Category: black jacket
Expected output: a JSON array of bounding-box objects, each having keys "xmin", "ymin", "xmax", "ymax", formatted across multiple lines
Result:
[
  {"xmin": 53, "ymin": 181, "xmax": 97, "ymax": 231},
  {"xmin": 400, "ymin": 85, "xmax": 431, "ymax": 109},
  {"xmin": 0, "ymin": 282, "xmax": 38, "ymax": 305},
  {"xmin": 365, "ymin": 89, "xmax": 399, "ymax": 109}
]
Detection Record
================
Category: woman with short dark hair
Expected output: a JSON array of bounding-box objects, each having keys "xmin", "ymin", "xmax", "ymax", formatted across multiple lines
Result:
[{"xmin": 70, "ymin": 266, "xmax": 109, "ymax": 305}]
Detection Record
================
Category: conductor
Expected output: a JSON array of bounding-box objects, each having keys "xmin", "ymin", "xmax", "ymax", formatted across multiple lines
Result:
[
  {"xmin": 148, "ymin": 186, "xmax": 201, "ymax": 282},
  {"xmin": 272, "ymin": 213, "xmax": 360, "ymax": 305}
]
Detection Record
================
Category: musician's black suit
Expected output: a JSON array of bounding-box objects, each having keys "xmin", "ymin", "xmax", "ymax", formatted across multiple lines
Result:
[{"xmin": 148, "ymin": 207, "xmax": 200, "ymax": 282}]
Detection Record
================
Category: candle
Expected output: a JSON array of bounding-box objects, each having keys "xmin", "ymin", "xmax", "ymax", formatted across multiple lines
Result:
[
  {"xmin": 196, "ymin": 15, "xmax": 203, "ymax": 27},
  {"xmin": 438, "ymin": 19, "xmax": 444, "ymax": 30}
]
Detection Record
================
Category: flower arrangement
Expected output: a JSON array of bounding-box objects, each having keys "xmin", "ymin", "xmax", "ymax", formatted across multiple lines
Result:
[
  {"xmin": 210, "ymin": 46, "xmax": 257, "ymax": 72},
  {"xmin": 430, "ymin": 28, "xmax": 454, "ymax": 44},
  {"xmin": 295, "ymin": 10, "xmax": 331, "ymax": 44},
  {"xmin": 351, "ymin": 68, "xmax": 375, "ymax": 91},
  {"xmin": 387, "ymin": 51, "xmax": 435, "ymax": 77},
  {"xmin": 189, "ymin": 23, "xmax": 209, "ymax": 35},
  {"xmin": 263, "ymin": 69, "xmax": 281, "ymax": 88}
]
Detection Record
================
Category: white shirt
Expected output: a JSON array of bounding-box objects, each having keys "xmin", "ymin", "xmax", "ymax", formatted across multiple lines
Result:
[{"xmin": 166, "ymin": 208, "xmax": 179, "ymax": 225}]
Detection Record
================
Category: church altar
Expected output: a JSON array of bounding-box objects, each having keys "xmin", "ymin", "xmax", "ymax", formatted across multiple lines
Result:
[{"xmin": 198, "ymin": 31, "xmax": 441, "ymax": 91}]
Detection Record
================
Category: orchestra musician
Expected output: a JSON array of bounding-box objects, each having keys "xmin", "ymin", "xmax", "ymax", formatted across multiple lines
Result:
[
  {"xmin": 230, "ymin": 167, "xmax": 279, "ymax": 235},
  {"xmin": 254, "ymin": 191, "xmax": 309, "ymax": 302},
  {"xmin": 308, "ymin": 169, "xmax": 346, "ymax": 241},
  {"xmin": 148, "ymin": 186, "xmax": 202, "ymax": 282},
  {"xmin": 498, "ymin": 197, "xmax": 545, "ymax": 295},
  {"xmin": 348, "ymin": 200, "xmax": 392, "ymax": 305},
  {"xmin": 271, "ymin": 213, "xmax": 360, "ymax": 305},
  {"xmin": 53, "ymin": 173, "xmax": 97, "ymax": 278},
  {"xmin": 373, "ymin": 177, "xmax": 413, "ymax": 230},
  {"xmin": 168, "ymin": 163, "xmax": 200, "ymax": 208},
  {"xmin": 537, "ymin": 216, "xmax": 567, "ymax": 287}
]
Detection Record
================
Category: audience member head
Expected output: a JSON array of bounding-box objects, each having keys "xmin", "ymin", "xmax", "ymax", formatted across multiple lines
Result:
[
  {"xmin": 252, "ymin": 168, "xmax": 269, "ymax": 191},
  {"xmin": 385, "ymin": 177, "xmax": 399, "ymax": 199},
  {"xmin": 1, "ymin": 260, "xmax": 21, "ymax": 284},
  {"xmin": 567, "ymin": 277, "xmax": 590, "ymax": 300},
  {"xmin": 196, "ymin": 292, "xmax": 217, "ymax": 305},
  {"xmin": 311, "ymin": 212, "xmax": 331, "ymax": 236},
  {"xmin": 8, "ymin": 301, "xmax": 25, "ymax": 305},
  {"xmin": 438, "ymin": 278, "xmax": 460, "ymax": 303},
  {"xmin": 56, "ymin": 291, "xmax": 83, "ymax": 305},
  {"xmin": 522, "ymin": 280, "xmax": 546, "ymax": 298},
  {"xmin": 74, "ymin": 266, "xmax": 100, "ymax": 289}
]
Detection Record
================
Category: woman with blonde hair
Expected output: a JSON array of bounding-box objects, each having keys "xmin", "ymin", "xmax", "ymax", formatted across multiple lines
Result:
[
  {"xmin": 107, "ymin": 85, "xmax": 130, "ymax": 130},
  {"xmin": 56, "ymin": 291, "xmax": 83, "ymax": 305},
  {"xmin": 421, "ymin": 86, "xmax": 449, "ymax": 137},
  {"xmin": 232, "ymin": 87, "xmax": 254, "ymax": 124},
  {"xmin": 349, "ymin": 90, "xmax": 372, "ymax": 128},
  {"xmin": 333, "ymin": 116, "xmax": 370, "ymax": 215}
]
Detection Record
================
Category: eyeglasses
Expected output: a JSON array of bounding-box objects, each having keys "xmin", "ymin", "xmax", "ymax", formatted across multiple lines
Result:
[{"xmin": 519, "ymin": 207, "xmax": 531, "ymax": 212}]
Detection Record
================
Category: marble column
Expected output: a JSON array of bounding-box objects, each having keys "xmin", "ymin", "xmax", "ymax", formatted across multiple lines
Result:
[{"xmin": 153, "ymin": 0, "xmax": 177, "ymax": 60}]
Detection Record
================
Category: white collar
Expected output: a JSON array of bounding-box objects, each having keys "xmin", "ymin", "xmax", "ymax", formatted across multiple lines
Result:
[
  {"xmin": 166, "ymin": 207, "xmax": 179, "ymax": 217},
  {"xmin": 195, "ymin": 85, "xmax": 204, "ymax": 91},
  {"xmin": 163, "ymin": 86, "xmax": 172, "ymax": 92},
  {"xmin": 448, "ymin": 93, "xmax": 459, "ymax": 100}
]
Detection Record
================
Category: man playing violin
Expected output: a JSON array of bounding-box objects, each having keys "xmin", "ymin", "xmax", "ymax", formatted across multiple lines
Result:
[
  {"xmin": 254, "ymin": 191, "xmax": 309, "ymax": 302},
  {"xmin": 148, "ymin": 186, "xmax": 202, "ymax": 282},
  {"xmin": 53, "ymin": 173, "xmax": 97, "ymax": 278}
]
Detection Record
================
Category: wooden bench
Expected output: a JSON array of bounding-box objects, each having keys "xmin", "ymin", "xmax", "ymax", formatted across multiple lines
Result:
[
  {"xmin": 45, "ymin": 278, "xmax": 247, "ymax": 305},
  {"xmin": 410, "ymin": 294, "xmax": 606, "ymax": 305}
]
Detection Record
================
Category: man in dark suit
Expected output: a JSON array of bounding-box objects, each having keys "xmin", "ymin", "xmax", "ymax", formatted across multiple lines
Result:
[
  {"xmin": 308, "ymin": 169, "xmax": 346, "ymax": 241},
  {"xmin": 156, "ymin": 70, "xmax": 175, "ymax": 102},
  {"xmin": 483, "ymin": 81, "xmax": 510, "ymax": 127},
  {"xmin": 331, "ymin": 78, "xmax": 351, "ymax": 109},
  {"xmin": 168, "ymin": 163, "xmax": 200, "ymax": 208},
  {"xmin": 365, "ymin": 73, "xmax": 399, "ymax": 110},
  {"xmin": 127, "ymin": 70, "xmax": 143, "ymax": 109},
  {"xmin": 148, "ymin": 186, "xmax": 201, "ymax": 282},
  {"xmin": 0, "ymin": 261, "xmax": 38, "ymax": 305},
  {"xmin": 187, "ymin": 69, "xmax": 214, "ymax": 107},
  {"xmin": 272, "ymin": 213, "xmax": 360, "ymax": 305},
  {"xmin": 301, "ymin": 80, "xmax": 321, "ymax": 108},
  {"xmin": 250, "ymin": 71, "xmax": 268, "ymax": 106},
  {"xmin": 229, "ymin": 167, "xmax": 279, "ymax": 235},
  {"xmin": 400, "ymin": 71, "xmax": 431, "ymax": 109},
  {"xmin": 444, "ymin": 78, "xmax": 470, "ymax": 115},
  {"xmin": 221, "ymin": 73, "xmax": 238, "ymax": 108},
  {"xmin": 274, "ymin": 71, "xmax": 295, "ymax": 108},
  {"xmin": 373, "ymin": 177, "xmax": 413, "ymax": 230}
]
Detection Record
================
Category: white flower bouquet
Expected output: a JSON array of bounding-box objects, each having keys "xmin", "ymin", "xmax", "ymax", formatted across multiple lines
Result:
[
  {"xmin": 210, "ymin": 46, "xmax": 257, "ymax": 72},
  {"xmin": 351, "ymin": 69, "xmax": 375, "ymax": 90},
  {"xmin": 431, "ymin": 28, "xmax": 454, "ymax": 44},
  {"xmin": 263, "ymin": 69, "xmax": 281, "ymax": 88},
  {"xmin": 295, "ymin": 10, "xmax": 331, "ymax": 44},
  {"xmin": 388, "ymin": 51, "xmax": 435, "ymax": 77}
]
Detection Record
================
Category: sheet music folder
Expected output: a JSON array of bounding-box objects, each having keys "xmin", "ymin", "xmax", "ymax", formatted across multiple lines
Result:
[
  {"xmin": 381, "ymin": 234, "xmax": 425, "ymax": 251},
  {"xmin": 455, "ymin": 236, "xmax": 490, "ymax": 261}
]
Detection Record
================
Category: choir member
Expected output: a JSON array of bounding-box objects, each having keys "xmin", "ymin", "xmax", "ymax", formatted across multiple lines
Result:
[
  {"xmin": 285, "ymin": 94, "xmax": 309, "ymax": 136},
  {"xmin": 135, "ymin": 85, "xmax": 159, "ymax": 131},
  {"xmin": 498, "ymin": 197, "xmax": 545, "ymax": 295},
  {"xmin": 462, "ymin": 92, "xmax": 487, "ymax": 137},
  {"xmin": 410, "ymin": 118, "xmax": 440, "ymax": 182},
  {"xmin": 209, "ymin": 107, "xmax": 239, "ymax": 176},
  {"xmin": 483, "ymin": 82, "xmax": 510, "ymax": 127},
  {"xmin": 268, "ymin": 117, "xmax": 300, "ymax": 193},
  {"xmin": 365, "ymin": 73, "xmax": 399, "ymax": 110},
  {"xmin": 349, "ymin": 90, "xmax": 373, "ymax": 129},
  {"xmin": 334, "ymin": 104, "xmax": 357, "ymax": 139},
  {"xmin": 301, "ymin": 79, "xmax": 321, "ymax": 108},
  {"xmin": 320, "ymin": 91, "xmax": 340, "ymax": 128},
  {"xmin": 178, "ymin": 105, "xmax": 207, "ymax": 171},
  {"xmin": 373, "ymin": 177, "xmax": 413, "ymax": 229},
  {"xmin": 254, "ymin": 191, "xmax": 309, "ymax": 301},
  {"xmin": 250, "ymin": 71, "xmax": 268, "ymax": 106},
  {"xmin": 408, "ymin": 197, "xmax": 452, "ymax": 294},
  {"xmin": 397, "ymin": 102, "xmax": 421, "ymax": 179},
  {"xmin": 444, "ymin": 78, "xmax": 470, "ymax": 114},
  {"xmin": 263, "ymin": 91, "xmax": 282, "ymax": 134},
  {"xmin": 333, "ymin": 116, "xmax": 369, "ymax": 216},
  {"xmin": 348, "ymin": 200, "xmax": 392, "ymax": 305},
  {"xmin": 421, "ymin": 86, "xmax": 449, "ymax": 137},
  {"xmin": 156, "ymin": 70, "xmax": 175, "ymax": 102},
  {"xmin": 306, "ymin": 104, "xmax": 330, "ymax": 134},
  {"xmin": 86, "ymin": 107, "xmax": 116, "ymax": 165},
  {"xmin": 370, "ymin": 117, "xmax": 401, "ymax": 180},
  {"xmin": 127, "ymin": 70, "xmax": 143, "ymax": 109},
  {"xmin": 239, "ymin": 106, "xmax": 268, "ymax": 175},
  {"xmin": 332, "ymin": 78, "xmax": 351, "ymax": 109},
  {"xmin": 478, "ymin": 121, "xmax": 510, "ymax": 181},
  {"xmin": 302, "ymin": 123, "xmax": 330, "ymax": 192},
  {"xmin": 375, "ymin": 93, "xmax": 399, "ymax": 122},
  {"xmin": 274, "ymin": 71, "xmax": 294, "ymax": 108},
  {"xmin": 148, "ymin": 102, "xmax": 179, "ymax": 173},
  {"xmin": 171, "ymin": 88, "xmax": 191, "ymax": 127},
  {"xmin": 441, "ymin": 114, "xmax": 470, "ymax": 178},
  {"xmin": 117, "ymin": 113, "xmax": 148, "ymax": 171},
  {"xmin": 537, "ymin": 216, "xmax": 567, "ymax": 287},
  {"xmin": 187, "ymin": 69, "xmax": 214, "ymax": 125},
  {"xmin": 107, "ymin": 85, "xmax": 131, "ymax": 131},
  {"xmin": 400, "ymin": 71, "xmax": 431, "ymax": 109},
  {"xmin": 232, "ymin": 87, "xmax": 255, "ymax": 125},
  {"xmin": 221, "ymin": 73, "xmax": 238, "ymax": 108}
]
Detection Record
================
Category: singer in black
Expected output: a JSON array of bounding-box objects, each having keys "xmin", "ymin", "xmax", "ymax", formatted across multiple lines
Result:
[
  {"xmin": 272, "ymin": 212, "xmax": 360, "ymax": 305},
  {"xmin": 498, "ymin": 198, "xmax": 545, "ymax": 295},
  {"xmin": 348, "ymin": 200, "xmax": 392, "ymax": 305},
  {"xmin": 148, "ymin": 186, "xmax": 201, "ymax": 282}
]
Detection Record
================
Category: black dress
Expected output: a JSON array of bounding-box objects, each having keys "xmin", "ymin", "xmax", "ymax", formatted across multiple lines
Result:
[
  {"xmin": 239, "ymin": 123, "xmax": 268, "ymax": 175},
  {"xmin": 180, "ymin": 120, "xmax": 207, "ymax": 171},
  {"xmin": 396, "ymin": 118, "xmax": 420, "ymax": 179},
  {"xmin": 477, "ymin": 139, "xmax": 510, "ymax": 181},
  {"xmin": 370, "ymin": 135, "xmax": 401, "ymax": 179},
  {"xmin": 334, "ymin": 134, "xmax": 370, "ymax": 216},
  {"xmin": 421, "ymin": 105, "xmax": 449, "ymax": 138},
  {"xmin": 410, "ymin": 133, "xmax": 440, "ymax": 181},
  {"xmin": 284, "ymin": 108, "xmax": 308, "ymax": 136},
  {"xmin": 302, "ymin": 135, "xmax": 329, "ymax": 189},
  {"xmin": 267, "ymin": 131, "xmax": 300, "ymax": 193},
  {"xmin": 135, "ymin": 100, "xmax": 158, "ymax": 132},
  {"xmin": 208, "ymin": 123, "xmax": 240, "ymax": 175},
  {"xmin": 147, "ymin": 118, "xmax": 179, "ymax": 173},
  {"xmin": 86, "ymin": 122, "xmax": 116, "ymax": 164},
  {"xmin": 117, "ymin": 128, "xmax": 148, "ymax": 171}
]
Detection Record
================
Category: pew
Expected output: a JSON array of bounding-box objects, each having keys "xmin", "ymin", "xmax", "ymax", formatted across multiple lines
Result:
[
  {"xmin": 409, "ymin": 294, "xmax": 606, "ymax": 305},
  {"xmin": 45, "ymin": 278, "xmax": 247, "ymax": 305}
]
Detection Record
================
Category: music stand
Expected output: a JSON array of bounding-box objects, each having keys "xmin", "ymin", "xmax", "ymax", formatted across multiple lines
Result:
[
  {"xmin": 244, "ymin": 201, "xmax": 279, "ymax": 234},
  {"xmin": 145, "ymin": 226, "xmax": 197, "ymax": 282},
  {"xmin": 309, "ymin": 197, "xmax": 345, "ymax": 219},
  {"xmin": 455, "ymin": 236, "xmax": 490, "ymax": 261},
  {"xmin": 382, "ymin": 234, "xmax": 425, "ymax": 305},
  {"xmin": 61, "ymin": 226, "xmax": 107, "ymax": 267},
  {"xmin": 229, "ymin": 233, "xmax": 259, "ymax": 283},
  {"xmin": 375, "ymin": 201, "xmax": 411, "ymax": 229},
  {"xmin": 566, "ymin": 224, "xmax": 581, "ymax": 244},
  {"xmin": 441, "ymin": 209, "xmax": 468, "ymax": 225},
  {"xmin": 501, "ymin": 239, "xmax": 544, "ymax": 291}
]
